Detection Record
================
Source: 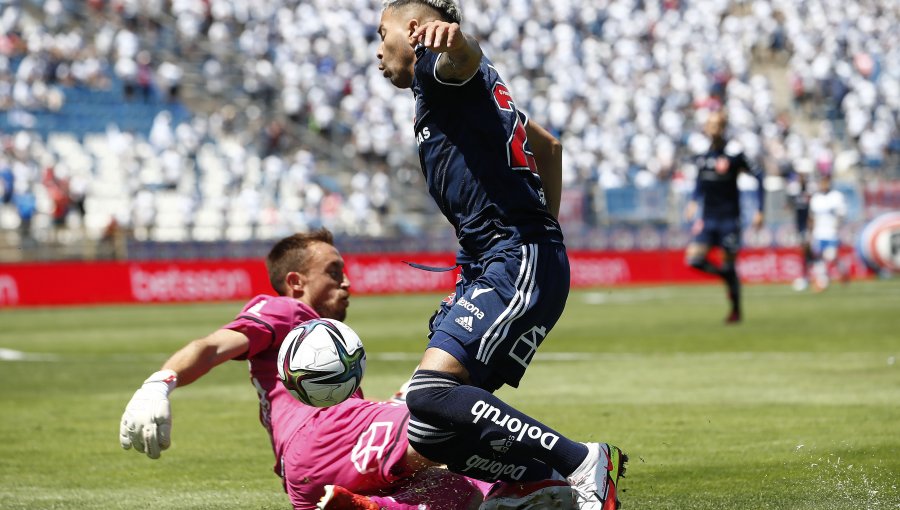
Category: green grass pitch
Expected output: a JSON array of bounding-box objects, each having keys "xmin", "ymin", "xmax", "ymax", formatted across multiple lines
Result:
[{"xmin": 1, "ymin": 280, "xmax": 898, "ymax": 509}]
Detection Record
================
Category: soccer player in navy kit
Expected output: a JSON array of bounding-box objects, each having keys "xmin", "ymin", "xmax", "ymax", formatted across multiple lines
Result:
[
  {"xmin": 787, "ymin": 169, "xmax": 814, "ymax": 290},
  {"xmin": 376, "ymin": 1, "xmax": 625, "ymax": 509},
  {"xmin": 683, "ymin": 111, "xmax": 765, "ymax": 323}
]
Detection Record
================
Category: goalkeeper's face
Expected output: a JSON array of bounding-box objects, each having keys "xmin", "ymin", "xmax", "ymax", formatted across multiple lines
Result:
[{"xmin": 299, "ymin": 242, "xmax": 351, "ymax": 322}]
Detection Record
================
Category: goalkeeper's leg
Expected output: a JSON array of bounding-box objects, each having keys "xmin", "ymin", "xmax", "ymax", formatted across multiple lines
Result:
[{"xmin": 319, "ymin": 468, "xmax": 487, "ymax": 510}]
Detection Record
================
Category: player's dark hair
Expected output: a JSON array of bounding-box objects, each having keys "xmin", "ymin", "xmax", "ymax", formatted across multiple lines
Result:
[
  {"xmin": 266, "ymin": 228, "xmax": 335, "ymax": 295},
  {"xmin": 383, "ymin": 0, "xmax": 462, "ymax": 24}
]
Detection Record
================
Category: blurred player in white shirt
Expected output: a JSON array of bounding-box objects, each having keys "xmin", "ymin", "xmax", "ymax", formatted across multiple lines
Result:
[{"xmin": 808, "ymin": 174, "xmax": 849, "ymax": 290}]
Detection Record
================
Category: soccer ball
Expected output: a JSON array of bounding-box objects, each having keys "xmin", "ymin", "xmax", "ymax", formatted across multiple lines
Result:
[
  {"xmin": 277, "ymin": 319, "xmax": 366, "ymax": 407},
  {"xmin": 858, "ymin": 212, "xmax": 900, "ymax": 273}
]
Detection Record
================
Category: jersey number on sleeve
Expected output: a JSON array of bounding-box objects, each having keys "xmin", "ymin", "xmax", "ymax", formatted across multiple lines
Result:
[
  {"xmin": 247, "ymin": 299, "xmax": 268, "ymax": 317},
  {"xmin": 493, "ymin": 83, "xmax": 538, "ymax": 174}
]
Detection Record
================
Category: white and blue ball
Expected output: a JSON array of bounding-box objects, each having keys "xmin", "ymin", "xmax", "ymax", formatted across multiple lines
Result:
[
  {"xmin": 277, "ymin": 319, "xmax": 366, "ymax": 407},
  {"xmin": 857, "ymin": 212, "xmax": 900, "ymax": 274}
]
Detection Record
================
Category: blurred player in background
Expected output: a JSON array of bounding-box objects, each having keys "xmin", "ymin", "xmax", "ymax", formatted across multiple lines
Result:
[
  {"xmin": 119, "ymin": 229, "xmax": 488, "ymax": 510},
  {"xmin": 808, "ymin": 173, "xmax": 849, "ymax": 290},
  {"xmin": 786, "ymin": 168, "xmax": 814, "ymax": 291},
  {"xmin": 375, "ymin": 1, "xmax": 626, "ymax": 509},
  {"xmin": 684, "ymin": 110, "xmax": 765, "ymax": 323}
]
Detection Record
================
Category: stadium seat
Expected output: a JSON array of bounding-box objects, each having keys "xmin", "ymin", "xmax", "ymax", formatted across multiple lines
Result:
[
  {"xmin": 0, "ymin": 208, "xmax": 21, "ymax": 230},
  {"xmin": 225, "ymin": 224, "xmax": 253, "ymax": 242},
  {"xmin": 152, "ymin": 225, "xmax": 189, "ymax": 242},
  {"xmin": 192, "ymin": 224, "xmax": 224, "ymax": 242}
]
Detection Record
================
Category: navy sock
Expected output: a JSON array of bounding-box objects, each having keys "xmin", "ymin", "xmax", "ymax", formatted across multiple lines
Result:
[
  {"xmin": 405, "ymin": 370, "xmax": 589, "ymax": 479},
  {"xmin": 407, "ymin": 422, "xmax": 556, "ymax": 482},
  {"xmin": 723, "ymin": 265, "xmax": 741, "ymax": 312}
]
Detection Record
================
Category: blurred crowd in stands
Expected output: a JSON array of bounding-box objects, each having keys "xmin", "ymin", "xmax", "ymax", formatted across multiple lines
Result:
[{"xmin": 0, "ymin": 0, "xmax": 898, "ymax": 258}]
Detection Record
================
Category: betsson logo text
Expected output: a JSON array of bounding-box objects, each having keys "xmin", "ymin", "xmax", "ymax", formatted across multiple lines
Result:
[{"xmin": 130, "ymin": 266, "xmax": 252, "ymax": 302}]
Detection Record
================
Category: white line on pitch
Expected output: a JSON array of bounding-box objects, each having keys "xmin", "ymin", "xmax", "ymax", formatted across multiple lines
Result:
[
  {"xmin": 0, "ymin": 349, "xmax": 607, "ymax": 363},
  {"xmin": 0, "ymin": 348, "xmax": 61, "ymax": 362}
]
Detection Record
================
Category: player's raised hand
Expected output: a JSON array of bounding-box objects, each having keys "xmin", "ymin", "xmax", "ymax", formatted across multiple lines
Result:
[
  {"xmin": 410, "ymin": 21, "xmax": 464, "ymax": 52},
  {"xmin": 119, "ymin": 370, "xmax": 177, "ymax": 459}
]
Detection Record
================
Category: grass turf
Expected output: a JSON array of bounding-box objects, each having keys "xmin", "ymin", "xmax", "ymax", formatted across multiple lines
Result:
[{"xmin": 1, "ymin": 280, "xmax": 898, "ymax": 509}]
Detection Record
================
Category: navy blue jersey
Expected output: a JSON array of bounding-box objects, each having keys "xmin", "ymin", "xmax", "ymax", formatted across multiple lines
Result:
[
  {"xmin": 787, "ymin": 176, "xmax": 812, "ymax": 234},
  {"xmin": 411, "ymin": 46, "xmax": 562, "ymax": 261},
  {"xmin": 692, "ymin": 147, "xmax": 762, "ymax": 221}
]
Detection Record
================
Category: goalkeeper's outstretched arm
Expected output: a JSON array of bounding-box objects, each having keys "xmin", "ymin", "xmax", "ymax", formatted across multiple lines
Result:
[{"xmin": 119, "ymin": 329, "xmax": 249, "ymax": 459}]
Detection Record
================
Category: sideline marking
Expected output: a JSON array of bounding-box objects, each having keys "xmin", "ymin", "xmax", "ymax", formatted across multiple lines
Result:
[
  {"xmin": 0, "ymin": 348, "xmax": 61, "ymax": 362},
  {"xmin": 0, "ymin": 349, "xmax": 606, "ymax": 363},
  {"xmin": 7, "ymin": 350, "xmax": 878, "ymax": 364}
]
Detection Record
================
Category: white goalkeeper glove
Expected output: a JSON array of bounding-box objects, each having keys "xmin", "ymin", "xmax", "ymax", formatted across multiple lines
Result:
[{"xmin": 119, "ymin": 369, "xmax": 177, "ymax": 459}]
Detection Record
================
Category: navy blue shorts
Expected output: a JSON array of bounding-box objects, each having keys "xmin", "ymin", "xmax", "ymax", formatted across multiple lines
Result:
[
  {"xmin": 795, "ymin": 209, "xmax": 809, "ymax": 238},
  {"xmin": 694, "ymin": 217, "xmax": 742, "ymax": 254},
  {"xmin": 427, "ymin": 242, "xmax": 570, "ymax": 391}
]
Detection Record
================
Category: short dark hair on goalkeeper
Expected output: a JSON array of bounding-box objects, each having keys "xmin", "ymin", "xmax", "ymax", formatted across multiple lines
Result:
[
  {"xmin": 383, "ymin": 0, "xmax": 462, "ymax": 24},
  {"xmin": 266, "ymin": 228, "xmax": 335, "ymax": 295}
]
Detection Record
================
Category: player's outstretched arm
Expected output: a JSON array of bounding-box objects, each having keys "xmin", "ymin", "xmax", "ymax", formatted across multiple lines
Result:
[
  {"xmin": 119, "ymin": 329, "xmax": 249, "ymax": 459},
  {"xmin": 160, "ymin": 329, "xmax": 250, "ymax": 386},
  {"xmin": 525, "ymin": 119, "xmax": 563, "ymax": 218},
  {"xmin": 412, "ymin": 20, "xmax": 481, "ymax": 82}
]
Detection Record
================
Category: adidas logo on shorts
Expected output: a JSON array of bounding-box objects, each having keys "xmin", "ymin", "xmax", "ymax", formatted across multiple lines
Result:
[{"xmin": 455, "ymin": 315, "xmax": 474, "ymax": 332}]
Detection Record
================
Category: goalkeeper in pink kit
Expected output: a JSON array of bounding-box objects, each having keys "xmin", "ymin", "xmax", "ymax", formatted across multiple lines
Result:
[{"xmin": 118, "ymin": 229, "xmax": 489, "ymax": 510}]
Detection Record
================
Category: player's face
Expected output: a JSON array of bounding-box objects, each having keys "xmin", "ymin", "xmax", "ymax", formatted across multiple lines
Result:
[
  {"xmin": 704, "ymin": 113, "xmax": 726, "ymax": 140},
  {"xmin": 377, "ymin": 8, "xmax": 416, "ymax": 89},
  {"xmin": 301, "ymin": 242, "xmax": 350, "ymax": 322}
]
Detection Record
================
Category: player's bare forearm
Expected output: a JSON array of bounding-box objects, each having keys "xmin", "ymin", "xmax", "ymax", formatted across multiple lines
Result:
[
  {"xmin": 684, "ymin": 200, "xmax": 698, "ymax": 222},
  {"xmin": 441, "ymin": 33, "xmax": 481, "ymax": 78},
  {"xmin": 162, "ymin": 329, "xmax": 250, "ymax": 387},
  {"xmin": 412, "ymin": 21, "xmax": 481, "ymax": 82},
  {"xmin": 526, "ymin": 120, "xmax": 563, "ymax": 218}
]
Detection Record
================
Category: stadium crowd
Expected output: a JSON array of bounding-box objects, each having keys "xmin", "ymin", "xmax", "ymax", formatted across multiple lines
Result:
[{"xmin": 0, "ymin": 0, "xmax": 898, "ymax": 252}]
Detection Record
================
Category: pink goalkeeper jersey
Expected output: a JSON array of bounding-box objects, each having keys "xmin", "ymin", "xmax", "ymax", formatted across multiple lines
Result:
[
  {"xmin": 223, "ymin": 297, "xmax": 362, "ymax": 474},
  {"xmin": 223, "ymin": 295, "xmax": 411, "ymax": 509}
]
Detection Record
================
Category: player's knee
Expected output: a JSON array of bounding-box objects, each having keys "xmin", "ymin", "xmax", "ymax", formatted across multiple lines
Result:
[
  {"xmin": 405, "ymin": 370, "xmax": 471, "ymax": 466},
  {"xmin": 406, "ymin": 412, "xmax": 461, "ymax": 466},
  {"xmin": 687, "ymin": 256, "xmax": 706, "ymax": 269},
  {"xmin": 685, "ymin": 244, "xmax": 705, "ymax": 267},
  {"xmin": 404, "ymin": 370, "xmax": 461, "ymax": 418},
  {"xmin": 407, "ymin": 427, "xmax": 450, "ymax": 464}
]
